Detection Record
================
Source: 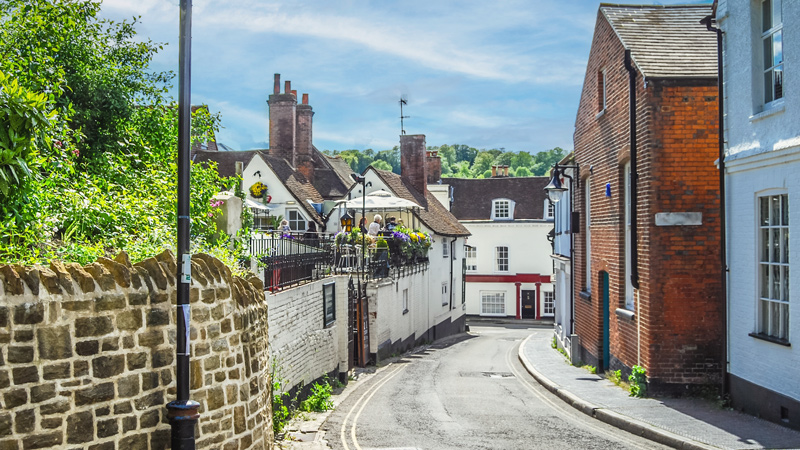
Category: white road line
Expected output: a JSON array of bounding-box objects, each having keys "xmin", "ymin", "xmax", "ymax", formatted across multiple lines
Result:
[
  {"xmin": 340, "ymin": 365, "xmax": 406, "ymax": 450},
  {"xmin": 505, "ymin": 341, "xmax": 652, "ymax": 450},
  {"xmin": 351, "ymin": 365, "xmax": 407, "ymax": 450}
]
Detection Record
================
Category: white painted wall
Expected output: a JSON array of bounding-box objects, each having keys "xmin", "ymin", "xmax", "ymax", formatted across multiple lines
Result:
[
  {"xmin": 243, "ymin": 154, "xmax": 313, "ymax": 230},
  {"xmin": 720, "ymin": 0, "xmax": 800, "ymax": 402}
]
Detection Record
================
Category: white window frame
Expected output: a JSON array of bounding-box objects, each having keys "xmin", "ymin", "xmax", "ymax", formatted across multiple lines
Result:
[
  {"xmin": 624, "ymin": 163, "xmax": 634, "ymax": 310},
  {"xmin": 465, "ymin": 246, "xmax": 477, "ymax": 271},
  {"xmin": 543, "ymin": 290, "xmax": 555, "ymax": 316},
  {"xmin": 495, "ymin": 246, "xmax": 509, "ymax": 273},
  {"xmin": 760, "ymin": 0, "xmax": 784, "ymax": 107},
  {"xmin": 585, "ymin": 176, "xmax": 592, "ymax": 293},
  {"xmin": 598, "ymin": 68, "xmax": 607, "ymax": 112},
  {"xmin": 286, "ymin": 209, "xmax": 305, "ymax": 231},
  {"xmin": 442, "ymin": 240, "xmax": 449, "ymax": 259},
  {"xmin": 544, "ymin": 200, "xmax": 555, "ymax": 220},
  {"xmin": 402, "ymin": 288, "xmax": 409, "ymax": 314},
  {"xmin": 757, "ymin": 193, "xmax": 789, "ymax": 342},
  {"xmin": 480, "ymin": 291, "xmax": 506, "ymax": 316},
  {"xmin": 491, "ymin": 199, "xmax": 514, "ymax": 221},
  {"xmin": 442, "ymin": 282, "xmax": 449, "ymax": 306}
]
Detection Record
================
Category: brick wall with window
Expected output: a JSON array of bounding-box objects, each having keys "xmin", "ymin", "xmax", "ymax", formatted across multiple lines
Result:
[{"xmin": 572, "ymin": 7, "xmax": 723, "ymax": 392}]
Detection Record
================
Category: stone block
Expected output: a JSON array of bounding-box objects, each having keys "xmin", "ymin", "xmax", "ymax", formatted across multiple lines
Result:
[
  {"xmin": 62, "ymin": 300, "xmax": 92, "ymax": 311},
  {"xmin": 201, "ymin": 289, "xmax": 216, "ymax": 304},
  {"xmin": 190, "ymin": 360, "xmax": 203, "ymax": 390},
  {"xmin": 147, "ymin": 308, "xmax": 170, "ymax": 327},
  {"xmin": 13, "ymin": 303, "xmax": 43, "ymax": 325},
  {"xmin": 0, "ymin": 371, "xmax": 8, "ymax": 389},
  {"xmin": 11, "ymin": 265, "xmax": 38, "ymax": 296},
  {"xmin": 0, "ymin": 414, "xmax": 9, "ymax": 437},
  {"xmin": 135, "ymin": 257, "xmax": 168, "ymax": 291},
  {"xmin": 75, "ymin": 316, "xmax": 113, "ymax": 337},
  {"xmin": 89, "ymin": 442, "xmax": 115, "ymax": 450},
  {"xmin": 234, "ymin": 405, "xmax": 246, "ymax": 434},
  {"xmin": 38, "ymin": 268, "xmax": 61, "ymax": 295},
  {"xmin": 127, "ymin": 352, "xmax": 147, "ymax": 371},
  {"xmin": 151, "ymin": 348, "xmax": 173, "ymax": 369},
  {"xmin": 76, "ymin": 340, "xmax": 100, "ymax": 356},
  {"xmin": 73, "ymin": 360, "xmax": 89, "ymax": 377},
  {"xmin": 134, "ymin": 391, "xmax": 163, "ymax": 410},
  {"xmin": 7, "ymin": 346, "xmax": 33, "ymax": 363},
  {"xmin": 215, "ymin": 371, "xmax": 226, "ymax": 382},
  {"xmin": 4, "ymin": 389, "xmax": 27, "ymax": 408},
  {"xmin": 96, "ymin": 418, "xmax": 118, "ymax": 438},
  {"xmin": 206, "ymin": 386, "xmax": 225, "ymax": 410},
  {"xmin": 0, "ymin": 266, "xmax": 24, "ymax": 295},
  {"xmin": 117, "ymin": 374, "xmax": 140, "ymax": 398},
  {"xmin": 0, "ymin": 307, "xmax": 6, "ymax": 327},
  {"xmin": 122, "ymin": 415, "xmax": 137, "ymax": 433},
  {"xmin": 42, "ymin": 362, "xmax": 70, "ymax": 380},
  {"xmin": 114, "ymin": 401, "xmax": 132, "ymax": 414},
  {"xmin": 66, "ymin": 410, "xmax": 94, "ymax": 444},
  {"xmin": 84, "ymin": 263, "xmax": 116, "ymax": 291},
  {"xmin": 101, "ymin": 337, "xmax": 119, "ymax": 351},
  {"xmin": 14, "ymin": 408, "xmax": 34, "ymax": 433},
  {"xmin": 116, "ymin": 310, "xmax": 142, "ymax": 331},
  {"xmin": 138, "ymin": 330, "xmax": 164, "ymax": 347},
  {"xmin": 75, "ymin": 382, "xmax": 114, "ymax": 406},
  {"xmin": 203, "ymin": 355, "xmax": 220, "ymax": 371},
  {"xmin": 21, "ymin": 431, "xmax": 62, "ymax": 449},
  {"xmin": 92, "ymin": 355, "xmax": 125, "ymax": 378},
  {"xmin": 66, "ymin": 263, "xmax": 96, "ymax": 293},
  {"xmin": 194, "ymin": 342, "xmax": 210, "ymax": 357},
  {"xmin": 123, "ymin": 335, "xmax": 135, "ymax": 349},
  {"xmin": 97, "ymin": 256, "xmax": 132, "ymax": 288},
  {"xmin": 12, "ymin": 329, "xmax": 32, "ymax": 342},
  {"xmin": 40, "ymin": 416, "xmax": 61, "ymax": 429},
  {"xmin": 36, "ymin": 326, "xmax": 72, "ymax": 360},
  {"xmin": 141, "ymin": 372, "xmax": 159, "ymax": 391},
  {"xmin": 12, "ymin": 366, "xmax": 38, "ymax": 385},
  {"xmin": 95, "ymin": 406, "xmax": 110, "ymax": 416},
  {"xmin": 150, "ymin": 429, "xmax": 170, "ymax": 450},
  {"xmin": 30, "ymin": 383, "xmax": 56, "ymax": 403},
  {"xmin": 212, "ymin": 338, "xmax": 229, "ymax": 352},
  {"xmin": 134, "ymin": 266, "xmax": 152, "ymax": 292},
  {"xmin": 221, "ymin": 318, "xmax": 232, "ymax": 334},
  {"xmin": 39, "ymin": 399, "xmax": 69, "ymax": 415},
  {"xmin": 128, "ymin": 291, "xmax": 148, "ymax": 306},
  {"xmin": 139, "ymin": 409, "xmax": 159, "ymax": 428},
  {"xmin": 119, "ymin": 433, "xmax": 148, "ymax": 450},
  {"xmin": 95, "ymin": 293, "xmax": 126, "ymax": 312},
  {"xmin": 48, "ymin": 260, "xmax": 74, "ymax": 295},
  {"xmin": 154, "ymin": 249, "xmax": 177, "ymax": 277},
  {"xmin": 161, "ymin": 368, "xmax": 172, "ymax": 386}
]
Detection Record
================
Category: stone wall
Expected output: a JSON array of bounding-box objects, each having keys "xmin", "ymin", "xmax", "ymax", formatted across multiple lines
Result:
[{"xmin": 0, "ymin": 250, "xmax": 272, "ymax": 449}]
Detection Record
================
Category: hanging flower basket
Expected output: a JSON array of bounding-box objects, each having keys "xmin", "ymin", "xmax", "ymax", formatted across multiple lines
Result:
[{"xmin": 249, "ymin": 182, "xmax": 268, "ymax": 198}]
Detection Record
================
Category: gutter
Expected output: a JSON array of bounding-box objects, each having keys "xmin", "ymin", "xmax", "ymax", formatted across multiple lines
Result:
[
  {"xmin": 701, "ymin": 13, "xmax": 728, "ymax": 397},
  {"xmin": 624, "ymin": 49, "xmax": 640, "ymax": 290},
  {"xmin": 450, "ymin": 237, "xmax": 457, "ymax": 310}
]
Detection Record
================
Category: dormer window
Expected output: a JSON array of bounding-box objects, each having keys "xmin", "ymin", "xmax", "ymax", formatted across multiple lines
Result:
[{"xmin": 492, "ymin": 199, "xmax": 515, "ymax": 221}]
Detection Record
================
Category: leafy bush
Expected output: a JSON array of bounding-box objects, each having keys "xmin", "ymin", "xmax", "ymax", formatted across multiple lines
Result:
[
  {"xmin": 299, "ymin": 378, "xmax": 334, "ymax": 412},
  {"xmin": 629, "ymin": 365, "xmax": 647, "ymax": 398}
]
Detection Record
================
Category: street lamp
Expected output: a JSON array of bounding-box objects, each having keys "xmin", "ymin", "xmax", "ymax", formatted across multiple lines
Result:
[
  {"xmin": 351, "ymin": 174, "xmax": 368, "ymax": 272},
  {"xmin": 340, "ymin": 210, "xmax": 354, "ymax": 232},
  {"xmin": 544, "ymin": 165, "xmax": 573, "ymax": 203}
]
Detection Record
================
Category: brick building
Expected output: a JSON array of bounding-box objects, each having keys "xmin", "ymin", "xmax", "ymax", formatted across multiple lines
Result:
[{"xmin": 571, "ymin": 4, "xmax": 723, "ymax": 393}]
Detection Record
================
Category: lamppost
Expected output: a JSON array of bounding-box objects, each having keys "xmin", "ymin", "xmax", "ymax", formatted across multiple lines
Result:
[
  {"xmin": 544, "ymin": 163, "xmax": 579, "ymax": 336},
  {"xmin": 167, "ymin": 1, "xmax": 200, "ymax": 449},
  {"xmin": 350, "ymin": 174, "xmax": 369, "ymax": 272}
]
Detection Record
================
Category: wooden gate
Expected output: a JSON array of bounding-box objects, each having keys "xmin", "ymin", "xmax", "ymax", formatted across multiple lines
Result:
[{"xmin": 348, "ymin": 277, "xmax": 370, "ymax": 368}]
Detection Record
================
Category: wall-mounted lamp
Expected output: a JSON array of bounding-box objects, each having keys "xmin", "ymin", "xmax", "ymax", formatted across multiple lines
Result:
[
  {"xmin": 544, "ymin": 164, "xmax": 578, "ymax": 203},
  {"xmin": 340, "ymin": 211, "xmax": 353, "ymax": 232}
]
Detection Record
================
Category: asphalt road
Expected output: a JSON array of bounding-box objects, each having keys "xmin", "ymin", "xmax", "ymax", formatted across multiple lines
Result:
[{"xmin": 323, "ymin": 324, "xmax": 671, "ymax": 450}]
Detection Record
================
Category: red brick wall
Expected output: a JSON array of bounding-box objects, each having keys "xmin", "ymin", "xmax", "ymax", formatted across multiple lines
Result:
[
  {"xmin": 400, "ymin": 135, "xmax": 427, "ymax": 197},
  {"xmin": 268, "ymin": 92, "xmax": 296, "ymax": 164},
  {"xmin": 572, "ymin": 11, "xmax": 723, "ymax": 391},
  {"xmin": 296, "ymin": 103, "xmax": 314, "ymax": 182}
]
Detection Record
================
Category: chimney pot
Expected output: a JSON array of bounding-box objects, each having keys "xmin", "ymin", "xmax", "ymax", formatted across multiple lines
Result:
[
  {"xmin": 285, "ymin": 80, "xmax": 291, "ymax": 94},
  {"xmin": 273, "ymin": 74, "xmax": 280, "ymax": 94},
  {"xmin": 491, "ymin": 166, "xmax": 497, "ymax": 177},
  {"xmin": 291, "ymin": 90, "xmax": 297, "ymax": 97},
  {"xmin": 302, "ymin": 93, "xmax": 309, "ymax": 105}
]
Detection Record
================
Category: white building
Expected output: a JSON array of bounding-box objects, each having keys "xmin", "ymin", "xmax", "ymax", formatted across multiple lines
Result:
[
  {"xmin": 716, "ymin": 0, "xmax": 800, "ymax": 429},
  {"xmin": 444, "ymin": 171, "xmax": 554, "ymax": 320}
]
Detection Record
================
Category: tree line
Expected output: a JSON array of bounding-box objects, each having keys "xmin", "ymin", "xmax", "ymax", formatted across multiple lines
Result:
[{"xmin": 323, "ymin": 145, "xmax": 567, "ymax": 178}]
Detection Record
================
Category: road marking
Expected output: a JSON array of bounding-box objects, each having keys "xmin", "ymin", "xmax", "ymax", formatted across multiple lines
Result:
[{"xmin": 339, "ymin": 364, "xmax": 406, "ymax": 450}]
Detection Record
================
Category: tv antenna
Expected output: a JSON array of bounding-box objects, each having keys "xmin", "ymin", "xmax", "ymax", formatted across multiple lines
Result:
[{"xmin": 399, "ymin": 97, "xmax": 410, "ymax": 135}]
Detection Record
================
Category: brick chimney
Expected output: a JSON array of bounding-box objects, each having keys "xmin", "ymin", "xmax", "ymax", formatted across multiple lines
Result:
[
  {"xmin": 400, "ymin": 134, "xmax": 428, "ymax": 198},
  {"xmin": 426, "ymin": 150, "xmax": 441, "ymax": 184},
  {"xmin": 295, "ymin": 92, "xmax": 314, "ymax": 183},
  {"xmin": 268, "ymin": 73, "xmax": 296, "ymax": 164}
]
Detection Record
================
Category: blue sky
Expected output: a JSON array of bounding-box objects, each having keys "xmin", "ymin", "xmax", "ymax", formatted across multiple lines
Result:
[{"xmin": 100, "ymin": 0, "xmax": 711, "ymax": 154}]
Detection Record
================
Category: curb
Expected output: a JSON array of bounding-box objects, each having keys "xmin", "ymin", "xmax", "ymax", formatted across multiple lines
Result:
[{"xmin": 516, "ymin": 334, "xmax": 719, "ymax": 450}]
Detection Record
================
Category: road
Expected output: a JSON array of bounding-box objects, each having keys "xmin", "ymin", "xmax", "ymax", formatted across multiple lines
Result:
[{"xmin": 322, "ymin": 324, "xmax": 670, "ymax": 450}]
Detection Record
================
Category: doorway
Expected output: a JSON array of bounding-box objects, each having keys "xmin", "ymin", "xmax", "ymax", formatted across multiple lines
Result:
[{"xmin": 521, "ymin": 290, "xmax": 536, "ymax": 319}]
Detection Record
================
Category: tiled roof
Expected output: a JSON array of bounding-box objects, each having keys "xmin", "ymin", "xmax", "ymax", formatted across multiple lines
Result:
[
  {"xmin": 601, "ymin": 4, "xmax": 717, "ymax": 79},
  {"xmin": 308, "ymin": 148, "xmax": 353, "ymax": 200},
  {"xmin": 444, "ymin": 177, "xmax": 550, "ymax": 221},
  {"xmin": 192, "ymin": 150, "xmax": 323, "ymax": 224},
  {"xmin": 371, "ymin": 169, "xmax": 470, "ymax": 237}
]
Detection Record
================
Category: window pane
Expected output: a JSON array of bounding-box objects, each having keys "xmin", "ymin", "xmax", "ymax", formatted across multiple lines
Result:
[
  {"xmin": 762, "ymin": 0, "xmax": 772, "ymax": 32},
  {"xmin": 772, "ymin": 265, "xmax": 781, "ymax": 299},
  {"xmin": 774, "ymin": 65, "xmax": 783, "ymax": 100},
  {"xmin": 772, "ymin": 228, "xmax": 780, "ymax": 262},
  {"xmin": 764, "ymin": 37, "xmax": 773, "ymax": 70},
  {"xmin": 761, "ymin": 264, "xmax": 769, "ymax": 298},
  {"xmin": 759, "ymin": 299, "xmax": 769, "ymax": 333},
  {"xmin": 773, "ymin": 31, "xmax": 783, "ymax": 66},
  {"xmin": 781, "ymin": 303, "xmax": 789, "ymax": 340},
  {"xmin": 770, "ymin": 300, "xmax": 780, "ymax": 337},
  {"xmin": 782, "ymin": 228, "xmax": 789, "ymax": 263},
  {"xmin": 761, "ymin": 229, "xmax": 770, "ymax": 262},
  {"xmin": 764, "ymin": 71, "xmax": 774, "ymax": 103},
  {"xmin": 783, "ymin": 266, "xmax": 790, "ymax": 302},
  {"xmin": 771, "ymin": 196, "xmax": 781, "ymax": 225},
  {"xmin": 773, "ymin": 0, "xmax": 782, "ymax": 28},
  {"xmin": 761, "ymin": 197, "xmax": 770, "ymax": 226},
  {"xmin": 781, "ymin": 194, "xmax": 789, "ymax": 225}
]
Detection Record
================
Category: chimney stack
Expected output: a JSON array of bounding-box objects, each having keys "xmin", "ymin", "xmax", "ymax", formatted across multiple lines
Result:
[
  {"xmin": 296, "ymin": 92, "xmax": 314, "ymax": 183},
  {"xmin": 268, "ymin": 73, "xmax": 297, "ymax": 163},
  {"xmin": 400, "ymin": 134, "xmax": 428, "ymax": 200},
  {"xmin": 504, "ymin": 165, "xmax": 510, "ymax": 177},
  {"xmin": 426, "ymin": 150, "xmax": 441, "ymax": 184},
  {"xmin": 273, "ymin": 74, "xmax": 280, "ymax": 94},
  {"xmin": 491, "ymin": 165, "xmax": 497, "ymax": 177}
]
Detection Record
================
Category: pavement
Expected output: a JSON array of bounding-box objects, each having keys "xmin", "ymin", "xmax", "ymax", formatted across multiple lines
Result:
[
  {"xmin": 518, "ymin": 328, "xmax": 800, "ymax": 450},
  {"xmin": 274, "ymin": 322, "xmax": 800, "ymax": 450}
]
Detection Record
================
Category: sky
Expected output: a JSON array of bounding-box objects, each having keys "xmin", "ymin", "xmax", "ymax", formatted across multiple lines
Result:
[{"xmin": 99, "ymin": 0, "xmax": 711, "ymax": 154}]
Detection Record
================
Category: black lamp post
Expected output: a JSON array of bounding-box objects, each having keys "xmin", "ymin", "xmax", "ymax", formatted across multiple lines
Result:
[{"xmin": 351, "ymin": 174, "xmax": 368, "ymax": 271}]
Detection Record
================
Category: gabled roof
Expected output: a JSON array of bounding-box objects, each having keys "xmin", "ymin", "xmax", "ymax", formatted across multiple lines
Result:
[
  {"xmin": 192, "ymin": 150, "xmax": 323, "ymax": 224},
  {"xmin": 444, "ymin": 177, "xmax": 551, "ymax": 221},
  {"xmin": 370, "ymin": 169, "xmax": 470, "ymax": 237},
  {"xmin": 308, "ymin": 147, "xmax": 353, "ymax": 200},
  {"xmin": 601, "ymin": 4, "xmax": 717, "ymax": 79}
]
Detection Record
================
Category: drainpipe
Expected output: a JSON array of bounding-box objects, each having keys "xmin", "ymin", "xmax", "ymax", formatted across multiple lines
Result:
[
  {"xmin": 624, "ymin": 50, "xmax": 640, "ymax": 290},
  {"xmin": 450, "ymin": 237, "xmax": 457, "ymax": 310},
  {"xmin": 702, "ymin": 14, "xmax": 728, "ymax": 397}
]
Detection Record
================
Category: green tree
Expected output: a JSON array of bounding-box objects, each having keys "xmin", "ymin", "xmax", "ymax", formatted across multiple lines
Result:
[
  {"xmin": 369, "ymin": 160, "xmax": 392, "ymax": 171},
  {"xmin": 531, "ymin": 147, "xmax": 567, "ymax": 176},
  {"xmin": 512, "ymin": 151, "xmax": 534, "ymax": 169},
  {"xmin": 471, "ymin": 151, "xmax": 495, "ymax": 177},
  {"xmin": 514, "ymin": 166, "xmax": 532, "ymax": 177},
  {"xmin": 374, "ymin": 147, "xmax": 400, "ymax": 173},
  {"xmin": 454, "ymin": 144, "xmax": 478, "ymax": 165}
]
